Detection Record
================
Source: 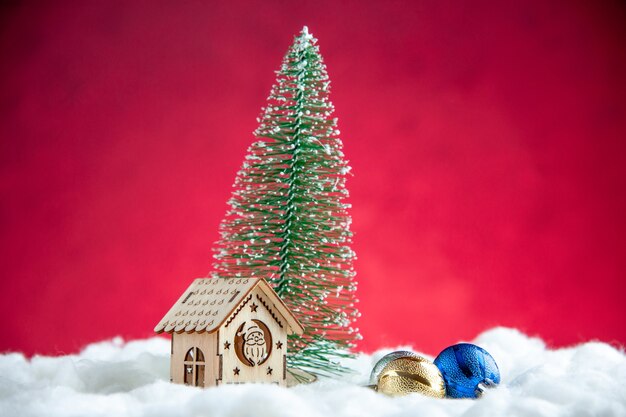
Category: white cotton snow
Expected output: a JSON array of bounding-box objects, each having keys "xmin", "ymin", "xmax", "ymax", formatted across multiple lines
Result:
[{"xmin": 0, "ymin": 327, "xmax": 625, "ymax": 417}]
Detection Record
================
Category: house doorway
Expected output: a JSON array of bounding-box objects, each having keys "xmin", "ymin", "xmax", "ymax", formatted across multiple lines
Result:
[{"xmin": 183, "ymin": 347, "xmax": 205, "ymax": 387}]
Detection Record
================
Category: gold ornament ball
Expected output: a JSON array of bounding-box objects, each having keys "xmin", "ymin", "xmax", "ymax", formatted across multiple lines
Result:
[
  {"xmin": 376, "ymin": 356, "xmax": 446, "ymax": 398},
  {"xmin": 369, "ymin": 350, "xmax": 422, "ymax": 385}
]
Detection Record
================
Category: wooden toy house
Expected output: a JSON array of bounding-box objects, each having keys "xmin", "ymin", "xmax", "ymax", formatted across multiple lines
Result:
[{"xmin": 154, "ymin": 277, "xmax": 304, "ymax": 387}]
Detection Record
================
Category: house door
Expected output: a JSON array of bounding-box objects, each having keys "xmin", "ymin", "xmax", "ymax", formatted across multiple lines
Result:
[{"xmin": 183, "ymin": 347, "xmax": 205, "ymax": 387}]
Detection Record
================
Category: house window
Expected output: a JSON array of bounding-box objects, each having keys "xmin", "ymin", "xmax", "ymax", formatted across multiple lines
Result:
[{"xmin": 183, "ymin": 347, "xmax": 205, "ymax": 387}]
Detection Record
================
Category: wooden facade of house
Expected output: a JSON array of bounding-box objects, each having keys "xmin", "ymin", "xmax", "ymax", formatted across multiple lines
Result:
[{"xmin": 155, "ymin": 277, "xmax": 304, "ymax": 387}]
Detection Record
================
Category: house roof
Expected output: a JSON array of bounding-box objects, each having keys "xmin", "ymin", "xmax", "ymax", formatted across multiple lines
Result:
[{"xmin": 154, "ymin": 277, "xmax": 304, "ymax": 335}]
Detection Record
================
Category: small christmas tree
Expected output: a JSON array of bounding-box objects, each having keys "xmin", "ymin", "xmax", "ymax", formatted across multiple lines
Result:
[{"xmin": 212, "ymin": 27, "xmax": 360, "ymax": 377}]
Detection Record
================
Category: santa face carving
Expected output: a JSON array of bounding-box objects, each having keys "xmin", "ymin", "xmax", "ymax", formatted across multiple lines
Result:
[{"xmin": 234, "ymin": 319, "xmax": 272, "ymax": 366}]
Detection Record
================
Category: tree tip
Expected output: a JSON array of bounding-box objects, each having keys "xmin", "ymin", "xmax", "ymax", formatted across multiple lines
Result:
[{"xmin": 298, "ymin": 25, "xmax": 314, "ymax": 42}]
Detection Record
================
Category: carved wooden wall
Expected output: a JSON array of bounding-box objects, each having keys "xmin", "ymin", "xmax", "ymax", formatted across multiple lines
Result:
[{"xmin": 218, "ymin": 286, "xmax": 288, "ymax": 385}]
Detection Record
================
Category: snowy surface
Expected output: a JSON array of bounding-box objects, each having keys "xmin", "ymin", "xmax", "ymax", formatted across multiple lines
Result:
[{"xmin": 1, "ymin": 327, "xmax": 625, "ymax": 417}]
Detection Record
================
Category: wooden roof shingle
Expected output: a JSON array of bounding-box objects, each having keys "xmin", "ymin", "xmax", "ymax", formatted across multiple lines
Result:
[{"xmin": 154, "ymin": 277, "xmax": 304, "ymax": 335}]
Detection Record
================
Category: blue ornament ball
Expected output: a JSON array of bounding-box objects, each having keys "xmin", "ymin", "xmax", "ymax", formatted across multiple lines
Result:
[{"xmin": 433, "ymin": 343, "xmax": 500, "ymax": 399}]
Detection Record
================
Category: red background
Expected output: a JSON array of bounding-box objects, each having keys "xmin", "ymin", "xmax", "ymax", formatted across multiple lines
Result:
[{"xmin": 1, "ymin": 1, "xmax": 625, "ymax": 356}]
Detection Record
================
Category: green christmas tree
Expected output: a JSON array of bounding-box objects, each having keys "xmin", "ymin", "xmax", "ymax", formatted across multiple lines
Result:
[{"xmin": 212, "ymin": 27, "xmax": 360, "ymax": 377}]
